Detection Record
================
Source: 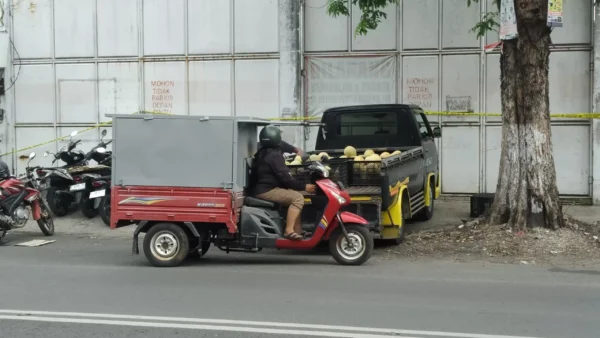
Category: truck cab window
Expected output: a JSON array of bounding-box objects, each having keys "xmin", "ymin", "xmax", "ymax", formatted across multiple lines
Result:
[
  {"xmin": 413, "ymin": 111, "xmax": 433, "ymax": 139},
  {"xmin": 335, "ymin": 112, "xmax": 397, "ymax": 136}
]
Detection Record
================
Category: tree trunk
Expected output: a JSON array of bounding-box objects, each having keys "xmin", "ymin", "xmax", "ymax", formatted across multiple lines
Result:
[{"xmin": 487, "ymin": 0, "xmax": 564, "ymax": 230}]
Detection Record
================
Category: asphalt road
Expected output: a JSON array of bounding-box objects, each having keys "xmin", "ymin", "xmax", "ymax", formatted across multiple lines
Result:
[{"xmin": 0, "ymin": 233, "xmax": 599, "ymax": 338}]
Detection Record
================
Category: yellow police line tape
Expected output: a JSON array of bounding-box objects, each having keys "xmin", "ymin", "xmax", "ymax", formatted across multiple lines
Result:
[{"xmin": 4, "ymin": 110, "xmax": 600, "ymax": 157}]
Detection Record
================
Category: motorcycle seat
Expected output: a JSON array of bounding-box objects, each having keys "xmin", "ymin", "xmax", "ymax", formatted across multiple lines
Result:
[{"xmin": 244, "ymin": 196, "xmax": 277, "ymax": 209}]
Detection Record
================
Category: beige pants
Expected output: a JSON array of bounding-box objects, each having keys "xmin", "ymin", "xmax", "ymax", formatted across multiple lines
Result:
[{"xmin": 257, "ymin": 188, "xmax": 304, "ymax": 210}]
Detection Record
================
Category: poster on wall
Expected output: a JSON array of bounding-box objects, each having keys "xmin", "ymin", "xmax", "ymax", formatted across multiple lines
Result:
[
  {"xmin": 499, "ymin": 0, "xmax": 518, "ymax": 40},
  {"xmin": 304, "ymin": 55, "xmax": 396, "ymax": 150},
  {"xmin": 547, "ymin": 0, "xmax": 563, "ymax": 27}
]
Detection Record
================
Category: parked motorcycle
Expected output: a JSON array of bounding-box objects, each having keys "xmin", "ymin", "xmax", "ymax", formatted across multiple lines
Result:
[
  {"xmin": 38, "ymin": 130, "xmax": 110, "ymax": 217},
  {"xmin": 0, "ymin": 152, "xmax": 54, "ymax": 240},
  {"xmin": 89, "ymin": 172, "xmax": 111, "ymax": 226},
  {"xmin": 77, "ymin": 130, "xmax": 112, "ymax": 218}
]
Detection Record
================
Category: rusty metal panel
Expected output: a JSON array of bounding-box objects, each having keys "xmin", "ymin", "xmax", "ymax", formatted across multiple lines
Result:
[{"xmin": 12, "ymin": 0, "xmax": 53, "ymax": 58}]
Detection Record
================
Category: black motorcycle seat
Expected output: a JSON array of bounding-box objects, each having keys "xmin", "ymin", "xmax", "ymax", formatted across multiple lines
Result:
[{"xmin": 244, "ymin": 197, "xmax": 277, "ymax": 209}]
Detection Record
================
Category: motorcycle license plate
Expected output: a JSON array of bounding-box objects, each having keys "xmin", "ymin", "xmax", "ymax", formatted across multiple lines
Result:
[
  {"xmin": 89, "ymin": 189, "xmax": 106, "ymax": 199},
  {"xmin": 69, "ymin": 183, "xmax": 86, "ymax": 192}
]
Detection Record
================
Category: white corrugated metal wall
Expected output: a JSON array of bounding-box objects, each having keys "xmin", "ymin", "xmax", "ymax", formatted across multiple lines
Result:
[
  {"xmin": 303, "ymin": 0, "xmax": 593, "ymax": 199},
  {"xmin": 3, "ymin": 0, "xmax": 594, "ymax": 200},
  {"xmin": 6, "ymin": 0, "xmax": 284, "ymax": 175}
]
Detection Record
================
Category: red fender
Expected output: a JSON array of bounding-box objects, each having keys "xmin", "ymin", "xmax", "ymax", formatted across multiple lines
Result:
[
  {"xmin": 339, "ymin": 211, "xmax": 368, "ymax": 225},
  {"xmin": 31, "ymin": 199, "xmax": 42, "ymax": 220}
]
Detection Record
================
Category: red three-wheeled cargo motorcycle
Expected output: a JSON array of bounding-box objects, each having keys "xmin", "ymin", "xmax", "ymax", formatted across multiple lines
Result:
[{"xmin": 107, "ymin": 114, "xmax": 374, "ymax": 267}]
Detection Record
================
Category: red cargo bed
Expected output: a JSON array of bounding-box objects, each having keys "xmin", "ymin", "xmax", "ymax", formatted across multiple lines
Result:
[{"xmin": 110, "ymin": 186, "xmax": 238, "ymax": 233}]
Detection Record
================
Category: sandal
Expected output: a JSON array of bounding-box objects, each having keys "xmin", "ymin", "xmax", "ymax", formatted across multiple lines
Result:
[{"xmin": 284, "ymin": 232, "xmax": 303, "ymax": 240}]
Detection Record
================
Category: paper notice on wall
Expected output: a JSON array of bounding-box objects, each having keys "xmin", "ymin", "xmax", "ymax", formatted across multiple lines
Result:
[
  {"xmin": 547, "ymin": 0, "xmax": 563, "ymax": 27},
  {"xmin": 304, "ymin": 56, "xmax": 396, "ymax": 150},
  {"xmin": 499, "ymin": 0, "xmax": 518, "ymax": 40}
]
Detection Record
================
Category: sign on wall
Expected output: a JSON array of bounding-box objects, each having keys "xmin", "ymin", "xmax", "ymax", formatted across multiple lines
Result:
[{"xmin": 304, "ymin": 55, "xmax": 396, "ymax": 150}]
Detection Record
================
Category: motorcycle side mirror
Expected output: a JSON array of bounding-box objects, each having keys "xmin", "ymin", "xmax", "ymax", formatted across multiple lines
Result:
[
  {"xmin": 101, "ymin": 129, "xmax": 107, "ymax": 137},
  {"xmin": 28, "ymin": 152, "xmax": 36, "ymax": 160},
  {"xmin": 44, "ymin": 151, "xmax": 49, "ymax": 157},
  {"xmin": 70, "ymin": 131, "xmax": 78, "ymax": 137},
  {"xmin": 95, "ymin": 147, "xmax": 107, "ymax": 154}
]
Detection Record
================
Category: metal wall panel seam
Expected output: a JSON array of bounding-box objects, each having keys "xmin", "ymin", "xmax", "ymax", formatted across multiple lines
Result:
[
  {"xmin": 93, "ymin": 0, "xmax": 99, "ymax": 128},
  {"xmin": 397, "ymin": 0, "xmax": 402, "ymax": 51},
  {"xmin": 138, "ymin": 0, "xmax": 144, "ymax": 112},
  {"xmin": 588, "ymin": 2, "xmax": 596, "ymax": 199},
  {"xmin": 51, "ymin": 0, "xmax": 58, "ymax": 153},
  {"xmin": 299, "ymin": 0, "xmax": 306, "ymax": 149},
  {"xmin": 303, "ymin": 46, "xmax": 592, "ymax": 56},
  {"xmin": 346, "ymin": 0, "xmax": 351, "ymax": 52},
  {"xmin": 7, "ymin": 0, "xmax": 16, "ymax": 172},
  {"xmin": 184, "ymin": 0, "xmax": 190, "ymax": 115},
  {"xmin": 230, "ymin": 0, "xmax": 236, "ymax": 116},
  {"xmin": 13, "ymin": 54, "xmax": 281, "ymax": 65},
  {"xmin": 478, "ymin": 0, "xmax": 485, "ymax": 193}
]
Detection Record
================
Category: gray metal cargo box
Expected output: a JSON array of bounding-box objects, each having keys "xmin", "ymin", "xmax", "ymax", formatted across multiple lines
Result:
[{"xmin": 108, "ymin": 114, "xmax": 273, "ymax": 190}]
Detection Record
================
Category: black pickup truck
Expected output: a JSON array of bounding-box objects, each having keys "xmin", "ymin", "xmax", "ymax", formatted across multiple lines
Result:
[{"xmin": 291, "ymin": 104, "xmax": 441, "ymax": 244}]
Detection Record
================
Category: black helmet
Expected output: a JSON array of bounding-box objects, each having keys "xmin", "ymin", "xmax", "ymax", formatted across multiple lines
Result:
[
  {"xmin": 0, "ymin": 160, "xmax": 9, "ymax": 179},
  {"xmin": 259, "ymin": 125, "xmax": 282, "ymax": 148}
]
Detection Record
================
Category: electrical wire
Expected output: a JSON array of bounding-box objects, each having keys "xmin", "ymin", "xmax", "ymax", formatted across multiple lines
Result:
[{"xmin": 4, "ymin": 35, "xmax": 21, "ymax": 93}]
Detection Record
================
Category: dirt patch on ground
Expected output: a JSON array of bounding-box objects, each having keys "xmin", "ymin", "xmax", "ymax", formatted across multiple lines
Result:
[{"xmin": 386, "ymin": 216, "xmax": 600, "ymax": 265}]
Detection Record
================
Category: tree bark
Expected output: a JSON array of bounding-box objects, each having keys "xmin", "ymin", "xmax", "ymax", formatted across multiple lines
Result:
[{"xmin": 487, "ymin": 0, "xmax": 564, "ymax": 230}]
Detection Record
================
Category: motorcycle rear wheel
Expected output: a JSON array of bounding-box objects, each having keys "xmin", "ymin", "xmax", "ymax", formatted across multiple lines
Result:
[
  {"xmin": 46, "ymin": 187, "xmax": 70, "ymax": 217},
  {"xmin": 80, "ymin": 192, "xmax": 99, "ymax": 218},
  {"xmin": 37, "ymin": 200, "xmax": 55, "ymax": 236},
  {"xmin": 99, "ymin": 194, "xmax": 110, "ymax": 226}
]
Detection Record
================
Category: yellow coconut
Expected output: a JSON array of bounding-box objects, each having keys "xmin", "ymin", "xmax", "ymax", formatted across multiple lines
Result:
[
  {"xmin": 309, "ymin": 154, "xmax": 320, "ymax": 162},
  {"xmin": 290, "ymin": 160, "xmax": 302, "ymax": 165},
  {"xmin": 363, "ymin": 149, "xmax": 374, "ymax": 157},
  {"xmin": 339, "ymin": 155, "xmax": 348, "ymax": 158},
  {"xmin": 353, "ymin": 156, "xmax": 364, "ymax": 170},
  {"xmin": 285, "ymin": 161, "xmax": 291, "ymax": 165},
  {"xmin": 380, "ymin": 151, "xmax": 391, "ymax": 159},
  {"xmin": 391, "ymin": 150, "xmax": 401, "ymax": 155},
  {"xmin": 343, "ymin": 146, "xmax": 357, "ymax": 157},
  {"xmin": 294, "ymin": 155, "xmax": 302, "ymax": 163},
  {"xmin": 365, "ymin": 154, "xmax": 381, "ymax": 161}
]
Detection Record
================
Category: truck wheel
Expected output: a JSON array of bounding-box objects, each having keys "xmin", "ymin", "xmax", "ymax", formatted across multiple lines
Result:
[
  {"xmin": 98, "ymin": 194, "xmax": 111, "ymax": 226},
  {"xmin": 388, "ymin": 201, "xmax": 408, "ymax": 246},
  {"xmin": 329, "ymin": 224, "xmax": 374, "ymax": 266},
  {"xmin": 417, "ymin": 183, "xmax": 434, "ymax": 221},
  {"xmin": 143, "ymin": 223, "xmax": 189, "ymax": 267}
]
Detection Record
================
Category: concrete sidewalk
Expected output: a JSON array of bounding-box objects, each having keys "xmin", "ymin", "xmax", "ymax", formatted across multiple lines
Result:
[{"xmin": 9, "ymin": 199, "xmax": 600, "ymax": 239}]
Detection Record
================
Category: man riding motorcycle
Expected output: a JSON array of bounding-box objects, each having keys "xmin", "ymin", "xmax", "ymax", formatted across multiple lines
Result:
[{"xmin": 253, "ymin": 125, "xmax": 316, "ymax": 240}]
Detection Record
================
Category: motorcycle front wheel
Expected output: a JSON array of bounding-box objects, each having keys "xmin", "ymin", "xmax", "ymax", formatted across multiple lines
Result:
[
  {"xmin": 37, "ymin": 200, "xmax": 55, "ymax": 236},
  {"xmin": 46, "ymin": 186, "xmax": 70, "ymax": 217},
  {"xmin": 80, "ymin": 191, "xmax": 99, "ymax": 218}
]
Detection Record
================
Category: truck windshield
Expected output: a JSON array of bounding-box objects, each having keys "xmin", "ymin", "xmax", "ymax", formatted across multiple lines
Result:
[{"xmin": 335, "ymin": 112, "xmax": 397, "ymax": 136}]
